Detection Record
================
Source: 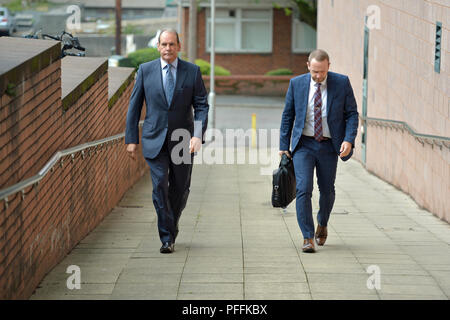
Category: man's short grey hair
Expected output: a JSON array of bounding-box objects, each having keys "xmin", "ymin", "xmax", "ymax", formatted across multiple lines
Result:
[
  {"xmin": 308, "ymin": 49, "xmax": 330, "ymax": 63},
  {"xmin": 158, "ymin": 28, "xmax": 180, "ymax": 44}
]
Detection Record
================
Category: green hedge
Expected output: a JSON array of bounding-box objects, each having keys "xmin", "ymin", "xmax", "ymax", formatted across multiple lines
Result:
[
  {"xmin": 125, "ymin": 51, "xmax": 232, "ymax": 75},
  {"xmin": 195, "ymin": 59, "xmax": 231, "ymax": 76},
  {"xmin": 127, "ymin": 48, "xmax": 160, "ymax": 70},
  {"xmin": 265, "ymin": 68, "xmax": 293, "ymax": 76}
]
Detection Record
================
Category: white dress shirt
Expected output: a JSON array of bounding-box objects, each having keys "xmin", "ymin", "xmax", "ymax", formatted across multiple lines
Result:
[
  {"xmin": 302, "ymin": 76, "xmax": 331, "ymax": 138},
  {"xmin": 160, "ymin": 57, "xmax": 178, "ymax": 87}
]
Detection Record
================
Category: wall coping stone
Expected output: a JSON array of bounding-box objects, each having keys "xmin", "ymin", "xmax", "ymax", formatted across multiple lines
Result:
[
  {"xmin": 61, "ymin": 56, "xmax": 108, "ymax": 111},
  {"xmin": 108, "ymin": 66, "xmax": 136, "ymax": 109},
  {"xmin": 0, "ymin": 37, "xmax": 60, "ymax": 97}
]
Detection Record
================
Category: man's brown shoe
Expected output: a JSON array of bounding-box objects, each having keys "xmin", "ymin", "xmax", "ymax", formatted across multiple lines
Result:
[
  {"xmin": 302, "ymin": 239, "xmax": 316, "ymax": 253},
  {"xmin": 315, "ymin": 225, "xmax": 328, "ymax": 246}
]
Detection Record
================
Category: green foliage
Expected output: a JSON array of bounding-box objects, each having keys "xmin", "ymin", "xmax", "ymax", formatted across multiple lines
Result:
[
  {"xmin": 123, "ymin": 24, "xmax": 144, "ymax": 35},
  {"xmin": 6, "ymin": 82, "xmax": 16, "ymax": 97},
  {"xmin": 127, "ymin": 48, "xmax": 160, "ymax": 70},
  {"xmin": 195, "ymin": 59, "xmax": 231, "ymax": 76},
  {"xmin": 118, "ymin": 57, "xmax": 133, "ymax": 68},
  {"xmin": 5, "ymin": 0, "xmax": 51, "ymax": 12},
  {"xmin": 265, "ymin": 68, "xmax": 293, "ymax": 76},
  {"xmin": 291, "ymin": 0, "xmax": 317, "ymax": 30},
  {"xmin": 4, "ymin": 0, "xmax": 22, "ymax": 12},
  {"xmin": 284, "ymin": 8, "xmax": 292, "ymax": 16},
  {"xmin": 272, "ymin": 0, "xmax": 317, "ymax": 30}
]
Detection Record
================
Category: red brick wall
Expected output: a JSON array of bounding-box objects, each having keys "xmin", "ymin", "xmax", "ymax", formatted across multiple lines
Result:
[
  {"xmin": 182, "ymin": 7, "xmax": 309, "ymax": 76},
  {"xmin": 0, "ymin": 61, "xmax": 62, "ymax": 190},
  {"xmin": 0, "ymin": 56, "xmax": 147, "ymax": 299}
]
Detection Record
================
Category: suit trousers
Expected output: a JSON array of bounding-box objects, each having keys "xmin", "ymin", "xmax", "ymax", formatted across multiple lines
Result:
[
  {"xmin": 146, "ymin": 135, "xmax": 194, "ymax": 244},
  {"xmin": 292, "ymin": 135, "xmax": 338, "ymax": 239}
]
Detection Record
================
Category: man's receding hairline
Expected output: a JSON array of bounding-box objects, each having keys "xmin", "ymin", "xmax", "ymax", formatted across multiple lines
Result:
[
  {"xmin": 158, "ymin": 28, "xmax": 180, "ymax": 44},
  {"xmin": 308, "ymin": 49, "xmax": 330, "ymax": 63}
]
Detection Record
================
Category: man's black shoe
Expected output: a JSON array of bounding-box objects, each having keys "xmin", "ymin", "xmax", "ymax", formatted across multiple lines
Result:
[{"xmin": 160, "ymin": 242, "xmax": 174, "ymax": 254}]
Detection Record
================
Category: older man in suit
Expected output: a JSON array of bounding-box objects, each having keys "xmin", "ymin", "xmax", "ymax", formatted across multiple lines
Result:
[
  {"xmin": 125, "ymin": 29, "xmax": 209, "ymax": 254},
  {"xmin": 279, "ymin": 49, "xmax": 359, "ymax": 253}
]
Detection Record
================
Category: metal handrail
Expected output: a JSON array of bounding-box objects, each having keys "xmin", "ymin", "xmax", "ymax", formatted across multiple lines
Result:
[
  {"xmin": 0, "ymin": 121, "xmax": 143, "ymax": 203},
  {"xmin": 361, "ymin": 115, "xmax": 450, "ymax": 147}
]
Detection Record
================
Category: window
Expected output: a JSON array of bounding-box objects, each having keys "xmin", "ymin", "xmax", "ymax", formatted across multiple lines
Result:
[
  {"xmin": 292, "ymin": 18, "xmax": 317, "ymax": 53},
  {"xmin": 206, "ymin": 8, "xmax": 272, "ymax": 53}
]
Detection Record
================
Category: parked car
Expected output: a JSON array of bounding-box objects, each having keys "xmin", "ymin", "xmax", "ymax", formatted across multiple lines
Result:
[{"xmin": 0, "ymin": 7, "xmax": 16, "ymax": 36}]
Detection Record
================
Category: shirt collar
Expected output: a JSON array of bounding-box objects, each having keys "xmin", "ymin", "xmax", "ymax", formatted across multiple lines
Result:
[
  {"xmin": 310, "ymin": 75, "xmax": 328, "ymax": 88},
  {"xmin": 161, "ymin": 57, "xmax": 178, "ymax": 70}
]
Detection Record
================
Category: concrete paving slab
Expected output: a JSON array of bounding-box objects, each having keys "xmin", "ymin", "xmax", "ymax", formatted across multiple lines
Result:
[
  {"xmin": 379, "ymin": 294, "xmax": 447, "ymax": 300},
  {"xmin": 177, "ymin": 293, "xmax": 244, "ymax": 300},
  {"xmin": 245, "ymin": 273, "xmax": 308, "ymax": 283},
  {"xmin": 245, "ymin": 282, "xmax": 310, "ymax": 294},
  {"xmin": 116, "ymin": 271, "xmax": 182, "ymax": 284},
  {"xmin": 32, "ymin": 283, "xmax": 115, "ymax": 297},
  {"xmin": 31, "ymin": 294, "xmax": 112, "ymax": 300},
  {"xmin": 183, "ymin": 265, "xmax": 243, "ymax": 274},
  {"xmin": 110, "ymin": 283, "xmax": 179, "ymax": 300},
  {"xmin": 181, "ymin": 273, "xmax": 243, "ymax": 283},
  {"xmin": 311, "ymin": 294, "xmax": 379, "ymax": 300},
  {"xmin": 178, "ymin": 283, "xmax": 243, "ymax": 294},
  {"xmin": 245, "ymin": 293, "xmax": 312, "ymax": 300}
]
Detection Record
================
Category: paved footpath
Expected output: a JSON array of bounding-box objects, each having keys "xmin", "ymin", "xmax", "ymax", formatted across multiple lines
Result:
[{"xmin": 30, "ymin": 150, "xmax": 450, "ymax": 300}]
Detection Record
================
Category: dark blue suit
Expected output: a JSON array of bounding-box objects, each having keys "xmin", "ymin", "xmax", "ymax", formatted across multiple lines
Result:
[
  {"xmin": 125, "ymin": 58, "xmax": 209, "ymax": 244},
  {"xmin": 280, "ymin": 71, "xmax": 358, "ymax": 239}
]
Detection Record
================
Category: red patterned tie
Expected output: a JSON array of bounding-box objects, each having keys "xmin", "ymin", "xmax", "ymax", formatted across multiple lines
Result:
[{"xmin": 313, "ymin": 83, "xmax": 323, "ymax": 141}]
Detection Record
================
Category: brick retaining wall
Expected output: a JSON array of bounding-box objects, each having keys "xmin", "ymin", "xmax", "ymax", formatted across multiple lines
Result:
[{"xmin": 0, "ymin": 38, "xmax": 147, "ymax": 299}]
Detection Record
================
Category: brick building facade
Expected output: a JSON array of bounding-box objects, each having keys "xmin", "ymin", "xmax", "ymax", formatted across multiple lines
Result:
[{"xmin": 180, "ymin": 0, "xmax": 313, "ymax": 76}]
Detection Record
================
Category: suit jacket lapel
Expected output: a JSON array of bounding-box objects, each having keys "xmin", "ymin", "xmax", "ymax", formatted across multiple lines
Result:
[
  {"xmin": 168, "ymin": 59, "xmax": 188, "ymax": 109},
  {"xmin": 301, "ymin": 74, "xmax": 311, "ymax": 121},
  {"xmin": 326, "ymin": 73, "xmax": 335, "ymax": 117}
]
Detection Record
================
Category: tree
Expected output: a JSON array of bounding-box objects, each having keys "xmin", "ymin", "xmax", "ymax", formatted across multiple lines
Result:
[
  {"xmin": 271, "ymin": 0, "xmax": 318, "ymax": 30},
  {"xmin": 291, "ymin": 0, "xmax": 317, "ymax": 30}
]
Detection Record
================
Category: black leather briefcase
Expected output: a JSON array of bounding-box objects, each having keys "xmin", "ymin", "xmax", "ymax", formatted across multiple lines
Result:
[{"xmin": 271, "ymin": 154, "xmax": 296, "ymax": 208}]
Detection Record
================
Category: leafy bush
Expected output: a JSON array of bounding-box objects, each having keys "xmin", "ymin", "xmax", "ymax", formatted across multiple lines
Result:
[
  {"xmin": 195, "ymin": 59, "xmax": 231, "ymax": 76},
  {"xmin": 127, "ymin": 48, "xmax": 160, "ymax": 70},
  {"xmin": 6, "ymin": 0, "xmax": 50, "ymax": 12},
  {"xmin": 265, "ymin": 68, "xmax": 294, "ymax": 76},
  {"xmin": 123, "ymin": 24, "xmax": 144, "ymax": 35},
  {"xmin": 118, "ymin": 58, "xmax": 133, "ymax": 68}
]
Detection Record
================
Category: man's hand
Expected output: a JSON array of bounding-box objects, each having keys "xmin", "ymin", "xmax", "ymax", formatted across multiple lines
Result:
[
  {"xmin": 189, "ymin": 137, "xmax": 202, "ymax": 153},
  {"xmin": 127, "ymin": 144, "xmax": 137, "ymax": 160},
  {"xmin": 339, "ymin": 141, "xmax": 352, "ymax": 158},
  {"xmin": 279, "ymin": 150, "xmax": 291, "ymax": 159}
]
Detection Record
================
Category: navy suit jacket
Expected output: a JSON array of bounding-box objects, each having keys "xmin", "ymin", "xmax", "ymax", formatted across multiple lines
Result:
[
  {"xmin": 280, "ymin": 71, "xmax": 359, "ymax": 161},
  {"xmin": 125, "ymin": 58, "xmax": 209, "ymax": 159}
]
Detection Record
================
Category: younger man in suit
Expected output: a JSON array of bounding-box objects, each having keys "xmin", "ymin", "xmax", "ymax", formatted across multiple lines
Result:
[{"xmin": 279, "ymin": 49, "xmax": 358, "ymax": 253}]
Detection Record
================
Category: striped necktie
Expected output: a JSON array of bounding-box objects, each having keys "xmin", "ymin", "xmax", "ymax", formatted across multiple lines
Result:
[{"xmin": 313, "ymin": 82, "xmax": 323, "ymax": 141}]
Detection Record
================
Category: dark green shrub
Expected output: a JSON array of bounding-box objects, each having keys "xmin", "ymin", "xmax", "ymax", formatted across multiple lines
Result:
[
  {"xmin": 118, "ymin": 58, "xmax": 133, "ymax": 68},
  {"xmin": 127, "ymin": 48, "xmax": 160, "ymax": 70},
  {"xmin": 195, "ymin": 59, "xmax": 231, "ymax": 76}
]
